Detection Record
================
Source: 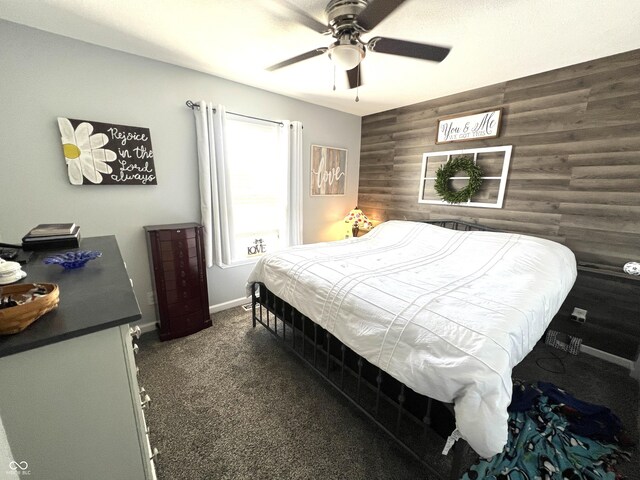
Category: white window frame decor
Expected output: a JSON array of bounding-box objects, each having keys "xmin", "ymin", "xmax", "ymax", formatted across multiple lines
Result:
[{"xmin": 418, "ymin": 145, "xmax": 512, "ymax": 209}]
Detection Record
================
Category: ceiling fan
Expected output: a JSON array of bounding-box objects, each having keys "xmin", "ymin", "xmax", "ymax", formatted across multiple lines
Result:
[{"xmin": 266, "ymin": 0, "xmax": 451, "ymax": 90}]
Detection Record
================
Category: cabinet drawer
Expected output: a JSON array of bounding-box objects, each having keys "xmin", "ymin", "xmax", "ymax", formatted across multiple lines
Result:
[
  {"xmin": 166, "ymin": 310, "xmax": 210, "ymax": 335},
  {"xmin": 161, "ymin": 274, "xmax": 202, "ymax": 293},
  {"xmin": 167, "ymin": 297, "xmax": 205, "ymax": 318},
  {"xmin": 160, "ymin": 255, "xmax": 199, "ymax": 273},
  {"xmin": 160, "ymin": 238, "xmax": 197, "ymax": 262},
  {"xmin": 156, "ymin": 227, "xmax": 197, "ymax": 242},
  {"xmin": 165, "ymin": 287, "xmax": 201, "ymax": 305},
  {"xmin": 160, "ymin": 266, "xmax": 200, "ymax": 285},
  {"xmin": 172, "ymin": 228, "xmax": 196, "ymax": 240}
]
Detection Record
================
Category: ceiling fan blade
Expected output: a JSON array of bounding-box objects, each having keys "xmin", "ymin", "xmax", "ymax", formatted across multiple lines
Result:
[
  {"xmin": 357, "ymin": 0, "xmax": 407, "ymax": 31},
  {"xmin": 346, "ymin": 65, "xmax": 363, "ymax": 89},
  {"xmin": 276, "ymin": 1, "xmax": 330, "ymax": 34},
  {"xmin": 266, "ymin": 48, "xmax": 328, "ymax": 71},
  {"xmin": 367, "ymin": 37, "xmax": 450, "ymax": 62}
]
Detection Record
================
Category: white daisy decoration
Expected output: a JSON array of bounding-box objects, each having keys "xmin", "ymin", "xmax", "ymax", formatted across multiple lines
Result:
[{"xmin": 58, "ymin": 118, "xmax": 117, "ymax": 185}]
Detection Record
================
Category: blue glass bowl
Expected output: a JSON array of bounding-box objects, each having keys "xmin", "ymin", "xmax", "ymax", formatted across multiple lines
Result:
[{"xmin": 43, "ymin": 250, "xmax": 102, "ymax": 269}]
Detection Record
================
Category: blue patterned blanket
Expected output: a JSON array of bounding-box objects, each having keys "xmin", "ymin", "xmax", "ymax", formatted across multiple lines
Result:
[{"xmin": 461, "ymin": 382, "xmax": 630, "ymax": 480}]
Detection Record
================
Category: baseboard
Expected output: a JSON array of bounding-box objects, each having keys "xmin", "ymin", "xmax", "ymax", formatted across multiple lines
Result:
[
  {"xmin": 209, "ymin": 297, "xmax": 248, "ymax": 314},
  {"xmin": 580, "ymin": 344, "xmax": 635, "ymax": 371},
  {"xmin": 138, "ymin": 321, "xmax": 157, "ymax": 334}
]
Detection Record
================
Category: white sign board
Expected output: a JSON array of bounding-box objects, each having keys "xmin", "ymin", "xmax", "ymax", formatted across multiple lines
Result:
[{"xmin": 436, "ymin": 109, "xmax": 502, "ymax": 144}]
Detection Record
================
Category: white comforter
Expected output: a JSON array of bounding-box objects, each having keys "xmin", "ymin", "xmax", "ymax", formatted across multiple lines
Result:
[{"xmin": 246, "ymin": 220, "xmax": 576, "ymax": 458}]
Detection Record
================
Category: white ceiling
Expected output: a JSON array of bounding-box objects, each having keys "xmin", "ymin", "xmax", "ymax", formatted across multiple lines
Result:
[{"xmin": 2, "ymin": 0, "xmax": 640, "ymax": 116}]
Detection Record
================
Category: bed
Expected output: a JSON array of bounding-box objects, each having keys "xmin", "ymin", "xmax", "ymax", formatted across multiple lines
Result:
[{"xmin": 246, "ymin": 220, "xmax": 576, "ymax": 479}]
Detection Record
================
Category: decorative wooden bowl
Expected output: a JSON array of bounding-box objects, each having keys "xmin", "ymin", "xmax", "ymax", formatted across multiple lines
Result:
[{"xmin": 0, "ymin": 283, "xmax": 59, "ymax": 335}]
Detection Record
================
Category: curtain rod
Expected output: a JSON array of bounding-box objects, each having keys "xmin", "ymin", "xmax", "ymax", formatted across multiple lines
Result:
[{"xmin": 186, "ymin": 100, "xmax": 285, "ymax": 127}]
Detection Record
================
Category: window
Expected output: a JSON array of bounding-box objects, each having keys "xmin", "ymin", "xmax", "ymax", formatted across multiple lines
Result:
[
  {"xmin": 225, "ymin": 117, "xmax": 288, "ymax": 263},
  {"xmin": 194, "ymin": 102, "xmax": 302, "ymax": 269}
]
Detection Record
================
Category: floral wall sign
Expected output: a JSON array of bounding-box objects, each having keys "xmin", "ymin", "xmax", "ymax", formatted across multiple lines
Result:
[{"xmin": 57, "ymin": 117, "xmax": 157, "ymax": 185}]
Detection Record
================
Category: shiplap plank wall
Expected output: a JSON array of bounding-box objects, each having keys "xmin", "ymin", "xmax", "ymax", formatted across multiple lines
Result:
[{"xmin": 359, "ymin": 49, "xmax": 640, "ymax": 268}]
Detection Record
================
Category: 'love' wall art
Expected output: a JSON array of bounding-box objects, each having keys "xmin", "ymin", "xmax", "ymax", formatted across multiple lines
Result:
[{"xmin": 57, "ymin": 117, "xmax": 157, "ymax": 185}]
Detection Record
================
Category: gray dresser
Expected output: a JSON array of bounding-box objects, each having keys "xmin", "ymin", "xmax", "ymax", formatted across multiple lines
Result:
[{"xmin": 0, "ymin": 236, "xmax": 157, "ymax": 480}]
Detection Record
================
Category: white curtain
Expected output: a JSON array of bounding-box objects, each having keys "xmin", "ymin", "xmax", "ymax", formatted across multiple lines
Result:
[
  {"xmin": 287, "ymin": 121, "xmax": 304, "ymax": 246},
  {"xmin": 194, "ymin": 102, "xmax": 234, "ymax": 268},
  {"xmin": 194, "ymin": 102, "xmax": 303, "ymax": 267}
]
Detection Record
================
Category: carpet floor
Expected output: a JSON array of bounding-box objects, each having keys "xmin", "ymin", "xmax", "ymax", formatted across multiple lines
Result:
[{"xmin": 137, "ymin": 307, "xmax": 639, "ymax": 480}]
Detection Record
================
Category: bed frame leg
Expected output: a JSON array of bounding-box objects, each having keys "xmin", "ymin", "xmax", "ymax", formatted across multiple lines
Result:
[{"xmin": 251, "ymin": 283, "xmax": 257, "ymax": 328}]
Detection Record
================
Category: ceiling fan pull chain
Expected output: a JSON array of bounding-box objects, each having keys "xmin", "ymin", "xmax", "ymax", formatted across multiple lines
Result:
[
  {"xmin": 333, "ymin": 64, "xmax": 336, "ymax": 91},
  {"xmin": 355, "ymin": 65, "xmax": 360, "ymax": 102}
]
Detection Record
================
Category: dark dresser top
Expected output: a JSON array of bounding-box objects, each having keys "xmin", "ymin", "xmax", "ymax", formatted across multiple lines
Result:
[{"xmin": 0, "ymin": 236, "xmax": 141, "ymax": 358}]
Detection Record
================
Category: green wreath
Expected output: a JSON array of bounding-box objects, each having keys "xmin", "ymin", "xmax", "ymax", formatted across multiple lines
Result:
[{"xmin": 434, "ymin": 155, "xmax": 483, "ymax": 204}]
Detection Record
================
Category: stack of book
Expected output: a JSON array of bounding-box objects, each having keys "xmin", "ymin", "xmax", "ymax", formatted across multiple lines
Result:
[{"xmin": 22, "ymin": 223, "xmax": 81, "ymax": 251}]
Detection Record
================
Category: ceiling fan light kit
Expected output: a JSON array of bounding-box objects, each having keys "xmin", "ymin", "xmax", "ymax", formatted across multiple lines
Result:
[
  {"xmin": 328, "ymin": 41, "xmax": 365, "ymax": 70},
  {"xmin": 268, "ymin": 0, "xmax": 451, "ymax": 95}
]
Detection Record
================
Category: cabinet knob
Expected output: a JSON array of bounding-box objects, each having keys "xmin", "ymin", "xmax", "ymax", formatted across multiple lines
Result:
[
  {"xmin": 141, "ymin": 394, "xmax": 151, "ymax": 409},
  {"xmin": 150, "ymin": 447, "xmax": 160, "ymax": 462},
  {"xmin": 133, "ymin": 343, "xmax": 140, "ymax": 355},
  {"xmin": 136, "ymin": 366, "xmax": 140, "ymax": 376},
  {"xmin": 129, "ymin": 326, "xmax": 142, "ymax": 339}
]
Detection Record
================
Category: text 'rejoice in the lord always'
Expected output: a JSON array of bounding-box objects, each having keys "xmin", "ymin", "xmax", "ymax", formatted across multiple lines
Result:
[
  {"xmin": 107, "ymin": 126, "xmax": 157, "ymax": 185},
  {"xmin": 437, "ymin": 110, "xmax": 501, "ymax": 143}
]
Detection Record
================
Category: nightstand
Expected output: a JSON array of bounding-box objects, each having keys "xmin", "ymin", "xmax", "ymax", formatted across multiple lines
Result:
[{"xmin": 549, "ymin": 263, "xmax": 639, "ymax": 361}]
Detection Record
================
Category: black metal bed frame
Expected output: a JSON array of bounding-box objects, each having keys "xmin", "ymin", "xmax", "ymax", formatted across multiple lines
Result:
[{"xmin": 250, "ymin": 220, "xmax": 494, "ymax": 480}]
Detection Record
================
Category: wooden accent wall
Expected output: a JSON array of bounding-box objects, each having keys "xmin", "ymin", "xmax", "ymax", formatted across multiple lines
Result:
[{"xmin": 359, "ymin": 49, "xmax": 640, "ymax": 269}]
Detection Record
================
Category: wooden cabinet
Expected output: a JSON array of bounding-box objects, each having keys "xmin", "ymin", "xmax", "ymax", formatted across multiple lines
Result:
[{"xmin": 144, "ymin": 223, "xmax": 211, "ymax": 341}]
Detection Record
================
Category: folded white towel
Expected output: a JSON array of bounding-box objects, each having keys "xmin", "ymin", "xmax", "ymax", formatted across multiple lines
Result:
[{"xmin": 0, "ymin": 259, "xmax": 27, "ymax": 285}]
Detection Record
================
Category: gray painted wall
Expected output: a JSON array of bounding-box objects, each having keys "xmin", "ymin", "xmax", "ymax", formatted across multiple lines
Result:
[{"xmin": 0, "ymin": 20, "xmax": 361, "ymax": 324}]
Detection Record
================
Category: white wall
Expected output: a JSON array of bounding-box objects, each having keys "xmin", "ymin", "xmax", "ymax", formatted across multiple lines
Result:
[{"xmin": 0, "ymin": 20, "xmax": 361, "ymax": 323}]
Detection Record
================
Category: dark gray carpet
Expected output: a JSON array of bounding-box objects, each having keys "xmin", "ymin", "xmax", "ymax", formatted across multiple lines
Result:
[{"xmin": 137, "ymin": 308, "xmax": 639, "ymax": 480}]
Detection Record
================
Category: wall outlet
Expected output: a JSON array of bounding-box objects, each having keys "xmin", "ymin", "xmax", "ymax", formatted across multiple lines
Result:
[
  {"xmin": 146, "ymin": 291, "xmax": 155, "ymax": 306},
  {"xmin": 571, "ymin": 307, "xmax": 587, "ymax": 323}
]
